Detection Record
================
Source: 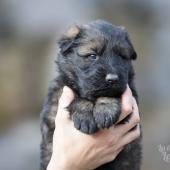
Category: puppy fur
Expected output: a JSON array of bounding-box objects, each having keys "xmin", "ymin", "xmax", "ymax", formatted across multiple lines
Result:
[{"xmin": 40, "ymin": 20, "xmax": 142, "ymax": 170}]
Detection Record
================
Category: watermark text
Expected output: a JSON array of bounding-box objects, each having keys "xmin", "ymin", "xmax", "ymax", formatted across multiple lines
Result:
[{"xmin": 158, "ymin": 144, "xmax": 170, "ymax": 163}]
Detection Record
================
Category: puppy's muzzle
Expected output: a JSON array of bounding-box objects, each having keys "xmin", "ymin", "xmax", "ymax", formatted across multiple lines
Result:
[{"xmin": 105, "ymin": 74, "xmax": 119, "ymax": 84}]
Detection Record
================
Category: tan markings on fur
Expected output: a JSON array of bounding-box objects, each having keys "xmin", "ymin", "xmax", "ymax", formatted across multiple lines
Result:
[
  {"xmin": 66, "ymin": 25, "xmax": 80, "ymax": 38},
  {"xmin": 78, "ymin": 40, "xmax": 103, "ymax": 55},
  {"xmin": 96, "ymin": 97, "xmax": 117, "ymax": 104},
  {"xmin": 79, "ymin": 101, "xmax": 93, "ymax": 111},
  {"xmin": 48, "ymin": 89, "xmax": 63, "ymax": 129},
  {"xmin": 66, "ymin": 71, "xmax": 75, "ymax": 80}
]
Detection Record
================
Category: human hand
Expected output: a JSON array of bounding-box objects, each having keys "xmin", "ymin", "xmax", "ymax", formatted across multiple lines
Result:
[{"xmin": 47, "ymin": 86, "xmax": 140, "ymax": 170}]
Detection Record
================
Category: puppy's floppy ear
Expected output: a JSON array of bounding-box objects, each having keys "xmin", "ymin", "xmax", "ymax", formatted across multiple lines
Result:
[
  {"xmin": 125, "ymin": 32, "xmax": 137, "ymax": 60},
  {"xmin": 131, "ymin": 50, "xmax": 137, "ymax": 60},
  {"xmin": 115, "ymin": 26, "xmax": 137, "ymax": 60},
  {"xmin": 58, "ymin": 25, "xmax": 81, "ymax": 55}
]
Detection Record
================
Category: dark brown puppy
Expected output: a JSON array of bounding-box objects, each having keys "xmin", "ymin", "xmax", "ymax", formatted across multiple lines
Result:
[{"xmin": 40, "ymin": 20, "xmax": 142, "ymax": 170}]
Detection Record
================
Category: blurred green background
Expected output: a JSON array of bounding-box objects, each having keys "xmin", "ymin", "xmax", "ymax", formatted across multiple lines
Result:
[{"xmin": 0, "ymin": 0, "xmax": 170, "ymax": 170}]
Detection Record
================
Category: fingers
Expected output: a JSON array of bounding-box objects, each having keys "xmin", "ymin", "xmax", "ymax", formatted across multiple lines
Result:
[
  {"xmin": 56, "ymin": 86, "xmax": 75, "ymax": 122},
  {"xmin": 58, "ymin": 86, "xmax": 75, "ymax": 109},
  {"xmin": 116, "ymin": 85, "xmax": 133, "ymax": 123},
  {"xmin": 114, "ymin": 98, "xmax": 140, "ymax": 136},
  {"xmin": 118, "ymin": 124, "xmax": 141, "ymax": 148}
]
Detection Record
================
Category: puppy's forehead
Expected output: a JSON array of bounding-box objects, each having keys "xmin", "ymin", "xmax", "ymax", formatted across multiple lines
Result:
[
  {"xmin": 78, "ymin": 21, "xmax": 127, "ymax": 55},
  {"xmin": 87, "ymin": 21, "xmax": 125, "ymax": 39},
  {"xmin": 79, "ymin": 28, "xmax": 105, "ymax": 54},
  {"xmin": 78, "ymin": 39, "xmax": 104, "ymax": 54}
]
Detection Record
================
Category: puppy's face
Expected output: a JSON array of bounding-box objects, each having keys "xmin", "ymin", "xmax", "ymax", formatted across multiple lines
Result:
[{"xmin": 57, "ymin": 20, "xmax": 137, "ymax": 100}]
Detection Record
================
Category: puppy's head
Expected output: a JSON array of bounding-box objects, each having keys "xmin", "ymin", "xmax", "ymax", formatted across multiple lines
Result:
[{"xmin": 57, "ymin": 20, "xmax": 137, "ymax": 100}]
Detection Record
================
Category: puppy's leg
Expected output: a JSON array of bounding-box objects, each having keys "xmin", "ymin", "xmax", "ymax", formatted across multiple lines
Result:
[
  {"xmin": 93, "ymin": 97, "xmax": 121, "ymax": 129},
  {"xmin": 40, "ymin": 81, "xmax": 62, "ymax": 170},
  {"xmin": 40, "ymin": 118, "xmax": 54, "ymax": 170},
  {"xmin": 68, "ymin": 99, "xmax": 98, "ymax": 134}
]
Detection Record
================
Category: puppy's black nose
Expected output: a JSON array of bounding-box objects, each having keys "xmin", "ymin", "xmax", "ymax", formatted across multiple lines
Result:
[{"xmin": 105, "ymin": 74, "xmax": 119, "ymax": 84}]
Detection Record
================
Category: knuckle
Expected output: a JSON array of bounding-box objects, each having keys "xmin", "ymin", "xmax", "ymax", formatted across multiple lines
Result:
[
  {"xmin": 124, "ymin": 105, "xmax": 133, "ymax": 114},
  {"xmin": 103, "ymin": 155, "xmax": 116, "ymax": 164},
  {"xmin": 133, "ymin": 115, "xmax": 140, "ymax": 124},
  {"xmin": 111, "ymin": 135, "xmax": 119, "ymax": 145},
  {"xmin": 106, "ymin": 136, "xmax": 119, "ymax": 148},
  {"xmin": 106, "ymin": 140, "xmax": 114, "ymax": 148},
  {"xmin": 110, "ymin": 155, "xmax": 116, "ymax": 162}
]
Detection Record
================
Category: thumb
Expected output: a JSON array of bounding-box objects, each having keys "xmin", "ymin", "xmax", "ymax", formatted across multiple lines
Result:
[
  {"xmin": 57, "ymin": 86, "xmax": 75, "ymax": 120},
  {"xmin": 117, "ymin": 85, "xmax": 133, "ymax": 123},
  {"xmin": 121, "ymin": 85, "xmax": 133, "ymax": 114}
]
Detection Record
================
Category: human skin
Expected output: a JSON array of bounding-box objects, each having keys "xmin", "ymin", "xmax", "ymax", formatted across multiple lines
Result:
[{"xmin": 47, "ymin": 86, "xmax": 140, "ymax": 170}]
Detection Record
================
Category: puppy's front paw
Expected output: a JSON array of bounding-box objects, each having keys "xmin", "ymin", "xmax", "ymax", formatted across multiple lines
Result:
[
  {"xmin": 68, "ymin": 100, "xmax": 98, "ymax": 134},
  {"xmin": 72, "ymin": 112, "xmax": 98, "ymax": 134},
  {"xmin": 93, "ymin": 97, "xmax": 121, "ymax": 129}
]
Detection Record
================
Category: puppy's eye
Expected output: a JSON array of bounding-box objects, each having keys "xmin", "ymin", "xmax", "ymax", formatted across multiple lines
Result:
[{"xmin": 87, "ymin": 54, "xmax": 98, "ymax": 60}]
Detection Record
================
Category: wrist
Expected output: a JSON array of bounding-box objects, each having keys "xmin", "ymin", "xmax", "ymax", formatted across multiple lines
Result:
[{"xmin": 47, "ymin": 155, "xmax": 78, "ymax": 170}]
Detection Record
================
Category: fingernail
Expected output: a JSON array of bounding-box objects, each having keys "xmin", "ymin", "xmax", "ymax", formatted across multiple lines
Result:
[{"xmin": 63, "ymin": 86, "xmax": 70, "ymax": 92}]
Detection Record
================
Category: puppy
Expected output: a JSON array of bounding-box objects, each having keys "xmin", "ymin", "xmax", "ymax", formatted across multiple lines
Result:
[{"xmin": 40, "ymin": 20, "xmax": 142, "ymax": 170}]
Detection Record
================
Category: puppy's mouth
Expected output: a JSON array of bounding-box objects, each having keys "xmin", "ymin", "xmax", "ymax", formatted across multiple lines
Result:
[
  {"xmin": 91, "ymin": 85, "xmax": 126, "ymax": 98},
  {"xmin": 79, "ymin": 81, "xmax": 127, "ymax": 100}
]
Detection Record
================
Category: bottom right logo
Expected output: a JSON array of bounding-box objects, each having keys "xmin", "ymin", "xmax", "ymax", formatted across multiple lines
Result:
[{"xmin": 158, "ymin": 144, "xmax": 170, "ymax": 163}]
